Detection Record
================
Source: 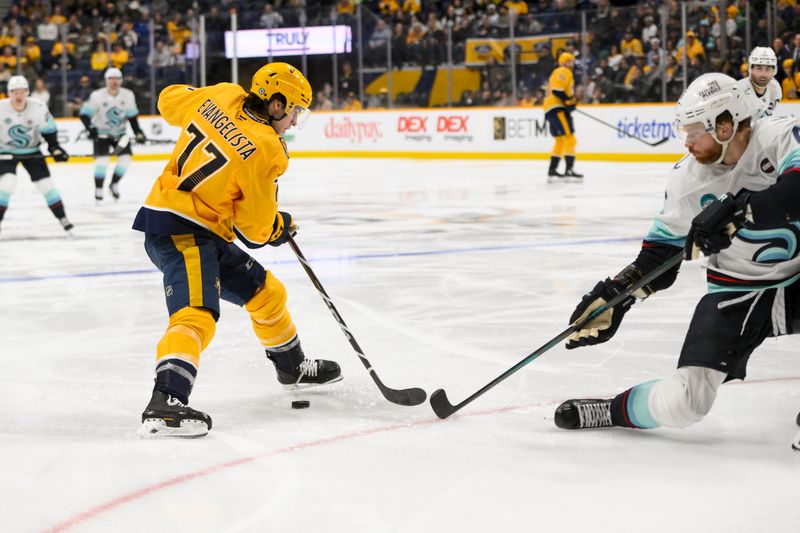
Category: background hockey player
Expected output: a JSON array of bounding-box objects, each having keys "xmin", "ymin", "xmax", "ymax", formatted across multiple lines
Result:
[
  {"xmin": 738, "ymin": 46, "xmax": 781, "ymax": 121},
  {"xmin": 79, "ymin": 67, "xmax": 145, "ymax": 202},
  {"xmin": 553, "ymin": 73, "xmax": 800, "ymax": 451},
  {"xmin": 543, "ymin": 52, "xmax": 582, "ymax": 182},
  {"xmin": 0, "ymin": 75, "xmax": 71, "ymax": 235},
  {"xmin": 133, "ymin": 62, "xmax": 342, "ymax": 438}
]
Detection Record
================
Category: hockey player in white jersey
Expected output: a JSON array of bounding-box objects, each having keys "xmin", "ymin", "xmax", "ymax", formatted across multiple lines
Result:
[
  {"xmin": 79, "ymin": 68, "xmax": 146, "ymax": 202},
  {"xmin": 0, "ymin": 75, "xmax": 72, "ymax": 235},
  {"xmin": 553, "ymin": 73, "xmax": 800, "ymax": 450},
  {"xmin": 737, "ymin": 46, "xmax": 781, "ymax": 121}
]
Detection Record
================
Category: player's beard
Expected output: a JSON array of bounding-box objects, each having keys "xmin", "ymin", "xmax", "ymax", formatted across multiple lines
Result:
[{"xmin": 692, "ymin": 141, "xmax": 723, "ymax": 164}]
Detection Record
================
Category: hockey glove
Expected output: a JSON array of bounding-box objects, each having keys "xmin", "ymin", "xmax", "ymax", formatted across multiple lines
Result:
[
  {"xmin": 566, "ymin": 264, "xmax": 654, "ymax": 350},
  {"xmin": 684, "ymin": 192, "xmax": 749, "ymax": 260},
  {"xmin": 268, "ymin": 211, "xmax": 298, "ymax": 247},
  {"xmin": 87, "ymin": 127, "xmax": 99, "ymax": 141},
  {"xmin": 135, "ymin": 132, "xmax": 147, "ymax": 144},
  {"xmin": 49, "ymin": 145, "xmax": 69, "ymax": 162}
]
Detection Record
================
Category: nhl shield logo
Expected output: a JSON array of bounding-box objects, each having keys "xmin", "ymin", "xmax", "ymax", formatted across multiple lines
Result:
[{"xmin": 759, "ymin": 158, "xmax": 775, "ymax": 173}]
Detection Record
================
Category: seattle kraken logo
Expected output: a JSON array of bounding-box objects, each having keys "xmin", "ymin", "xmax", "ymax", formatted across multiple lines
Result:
[
  {"xmin": 106, "ymin": 107, "xmax": 124, "ymax": 128},
  {"xmin": 9, "ymin": 124, "xmax": 32, "ymax": 147}
]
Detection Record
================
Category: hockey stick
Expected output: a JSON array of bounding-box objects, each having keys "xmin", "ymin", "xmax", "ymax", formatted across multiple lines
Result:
[
  {"xmin": 287, "ymin": 234, "xmax": 428, "ymax": 406},
  {"xmin": 575, "ymin": 108, "xmax": 670, "ymax": 147},
  {"xmin": 430, "ymin": 252, "xmax": 684, "ymax": 419}
]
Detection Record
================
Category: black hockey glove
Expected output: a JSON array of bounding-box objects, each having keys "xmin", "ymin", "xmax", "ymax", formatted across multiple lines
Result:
[
  {"xmin": 268, "ymin": 211, "xmax": 298, "ymax": 247},
  {"xmin": 87, "ymin": 127, "xmax": 98, "ymax": 141},
  {"xmin": 566, "ymin": 264, "xmax": 655, "ymax": 350},
  {"xmin": 135, "ymin": 132, "xmax": 147, "ymax": 144},
  {"xmin": 49, "ymin": 145, "xmax": 69, "ymax": 162},
  {"xmin": 684, "ymin": 192, "xmax": 749, "ymax": 259}
]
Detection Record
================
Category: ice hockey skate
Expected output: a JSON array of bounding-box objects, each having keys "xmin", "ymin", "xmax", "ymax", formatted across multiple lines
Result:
[
  {"xmin": 59, "ymin": 217, "xmax": 74, "ymax": 233},
  {"xmin": 139, "ymin": 390, "xmax": 212, "ymax": 438},
  {"xmin": 109, "ymin": 181, "xmax": 120, "ymax": 200},
  {"xmin": 272, "ymin": 358, "xmax": 342, "ymax": 390},
  {"xmin": 564, "ymin": 168, "xmax": 584, "ymax": 183},
  {"xmin": 793, "ymin": 412, "xmax": 800, "ymax": 451},
  {"xmin": 554, "ymin": 399, "xmax": 613, "ymax": 429}
]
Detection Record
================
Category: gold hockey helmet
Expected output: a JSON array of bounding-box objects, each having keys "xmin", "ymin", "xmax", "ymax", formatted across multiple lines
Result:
[
  {"xmin": 558, "ymin": 52, "xmax": 575, "ymax": 66},
  {"xmin": 249, "ymin": 62, "xmax": 313, "ymax": 127}
]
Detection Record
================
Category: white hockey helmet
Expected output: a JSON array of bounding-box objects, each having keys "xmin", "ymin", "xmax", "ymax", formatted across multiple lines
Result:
[
  {"xmin": 748, "ymin": 46, "xmax": 777, "ymax": 71},
  {"xmin": 104, "ymin": 67, "xmax": 123, "ymax": 80},
  {"xmin": 7, "ymin": 75, "xmax": 29, "ymax": 93},
  {"xmin": 674, "ymin": 73, "xmax": 754, "ymax": 163}
]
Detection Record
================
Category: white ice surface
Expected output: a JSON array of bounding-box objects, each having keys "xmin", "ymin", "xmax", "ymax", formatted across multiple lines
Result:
[{"xmin": 1, "ymin": 158, "xmax": 799, "ymax": 532}]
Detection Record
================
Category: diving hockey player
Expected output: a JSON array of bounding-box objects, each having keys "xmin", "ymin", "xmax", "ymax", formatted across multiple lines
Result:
[
  {"xmin": 738, "ymin": 46, "xmax": 781, "ymax": 121},
  {"xmin": 133, "ymin": 62, "xmax": 342, "ymax": 438},
  {"xmin": 0, "ymin": 75, "xmax": 72, "ymax": 235},
  {"xmin": 555, "ymin": 73, "xmax": 800, "ymax": 451},
  {"xmin": 79, "ymin": 67, "xmax": 146, "ymax": 202},
  {"xmin": 544, "ymin": 52, "xmax": 582, "ymax": 182}
]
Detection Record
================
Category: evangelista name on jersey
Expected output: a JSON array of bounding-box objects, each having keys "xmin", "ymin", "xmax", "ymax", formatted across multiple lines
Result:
[{"xmin": 196, "ymin": 98, "xmax": 256, "ymax": 160}]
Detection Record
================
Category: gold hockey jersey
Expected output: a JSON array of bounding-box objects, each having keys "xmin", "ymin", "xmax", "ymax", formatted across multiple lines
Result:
[
  {"xmin": 543, "ymin": 66, "xmax": 575, "ymax": 113},
  {"xmin": 133, "ymin": 83, "xmax": 290, "ymax": 248}
]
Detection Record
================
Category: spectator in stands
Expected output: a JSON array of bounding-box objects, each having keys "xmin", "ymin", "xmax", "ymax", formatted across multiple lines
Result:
[
  {"xmin": 75, "ymin": 27, "xmax": 94, "ymax": 60},
  {"xmin": 50, "ymin": 38, "xmax": 76, "ymax": 70},
  {"xmin": 150, "ymin": 39, "xmax": 174, "ymax": 68},
  {"xmin": 405, "ymin": 19, "xmax": 425, "ymax": 65},
  {"xmin": 31, "ymin": 77, "xmax": 50, "ymax": 104},
  {"xmin": 390, "ymin": 22, "xmax": 407, "ymax": 67},
  {"xmin": 23, "ymin": 36, "xmax": 41, "ymax": 73},
  {"xmin": 50, "ymin": 5, "xmax": 67, "ymax": 26},
  {"xmin": 110, "ymin": 41, "xmax": 129, "ymax": 69},
  {"xmin": 422, "ymin": 13, "xmax": 444, "ymax": 66},
  {"xmin": 379, "ymin": 0, "xmax": 400, "ymax": 19},
  {"xmin": 506, "ymin": 0, "xmax": 529, "ymax": 18},
  {"xmin": 337, "ymin": 0, "xmax": 355, "ymax": 24},
  {"xmin": 314, "ymin": 90, "xmax": 334, "ymax": 111},
  {"xmin": 338, "ymin": 61, "xmax": 356, "ymax": 103},
  {"xmin": 620, "ymin": 29, "xmax": 643, "ymax": 58},
  {"xmin": 773, "ymin": 37, "xmax": 791, "ymax": 84},
  {"xmin": 402, "ymin": 0, "xmax": 421, "ymax": 19},
  {"xmin": 675, "ymin": 30, "xmax": 705, "ymax": 67},
  {"xmin": 36, "ymin": 12, "xmax": 58, "ymax": 44},
  {"xmin": 790, "ymin": 33, "xmax": 800, "ymax": 74},
  {"xmin": 0, "ymin": 44, "xmax": 18, "ymax": 71},
  {"xmin": 341, "ymin": 91, "xmax": 362, "ymax": 111},
  {"xmin": 90, "ymin": 41, "xmax": 110, "ymax": 73},
  {"xmin": 260, "ymin": 4, "xmax": 283, "ymax": 29},
  {"xmin": 458, "ymin": 89, "xmax": 475, "ymax": 106},
  {"xmin": 167, "ymin": 12, "xmax": 190, "ymax": 52},
  {"xmin": 119, "ymin": 21, "xmax": 138, "ymax": 49},
  {"xmin": 0, "ymin": 62, "xmax": 10, "ymax": 84},
  {"xmin": 781, "ymin": 58, "xmax": 798, "ymax": 100},
  {"xmin": 68, "ymin": 74, "xmax": 93, "ymax": 116},
  {"xmin": 367, "ymin": 18, "xmax": 391, "ymax": 66},
  {"xmin": 641, "ymin": 15, "xmax": 658, "ymax": 46}
]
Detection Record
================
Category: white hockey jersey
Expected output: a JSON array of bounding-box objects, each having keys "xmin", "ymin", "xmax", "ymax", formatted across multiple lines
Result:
[
  {"xmin": 737, "ymin": 77, "xmax": 782, "ymax": 121},
  {"xmin": 79, "ymin": 87, "xmax": 139, "ymax": 137},
  {"xmin": 0, "ymin": 98, "xmax": 57, "ymax": 154},
  {"xmin": 646, "ymin": 115, "xmax": 800, "ymax": 291}
]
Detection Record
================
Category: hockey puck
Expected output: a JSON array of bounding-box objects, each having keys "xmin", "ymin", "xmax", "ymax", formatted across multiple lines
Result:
[{"xmin": 291, "ymin": 400, "xmax": 310, "ymax": 409}]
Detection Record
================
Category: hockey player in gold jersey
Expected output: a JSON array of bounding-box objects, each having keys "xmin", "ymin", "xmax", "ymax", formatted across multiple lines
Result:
[
  {"xmin": 543, "ymin": 52, "xmax": 582, "ymax": 182},
  {"xmin": 133, "ymin": 62, "xmax": 342, "ymax": 437}
]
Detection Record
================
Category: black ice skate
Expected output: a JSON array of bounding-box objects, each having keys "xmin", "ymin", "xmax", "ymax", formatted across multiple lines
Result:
[
  {"xmin": 59, "ymin": 217, "xmax": 74, "ymax": 233},
  {"xmin": 554, "ymin": 399, "xmax": 613, "ymax": 429},
  {"xmin": 94, "ymin": 188, "xmax": 103, "ymax": 202},
  {"xmin": 547, "ymin": 169, "xmax": 565, "ymax": 183},
  {"xmin": 109, "ymin": 182, "xmax": 120, "ymax": 200},
  {"xmin": 793, "ymin": 412, "xmax": 800, "ymax": 451},
  {"xmin": 140, "ymin": 390, "xmax": 212, "ymax": 438},
  {"xmin": 564, "ymin": 168, "xmax": 584, "ymax": 183},
  {"xmin": 273, "ymin": 358, "xmax": 342, "ymax": 390}
]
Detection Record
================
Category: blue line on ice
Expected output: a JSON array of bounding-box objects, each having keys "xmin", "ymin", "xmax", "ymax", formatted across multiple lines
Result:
[{"xmin": 0, "ymin": 236, "xmax": 641, "ymax": 283}]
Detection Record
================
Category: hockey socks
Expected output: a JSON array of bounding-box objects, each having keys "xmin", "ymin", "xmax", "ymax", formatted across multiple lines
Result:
[{"xmin": 610, "ymin": 381, "xmax": 660, "ymax": 429}]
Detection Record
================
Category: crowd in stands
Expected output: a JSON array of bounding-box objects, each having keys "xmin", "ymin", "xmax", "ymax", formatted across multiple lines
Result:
[{"xmin": 1, "ymin": 1, "xmax": 800, "ymax": 114}]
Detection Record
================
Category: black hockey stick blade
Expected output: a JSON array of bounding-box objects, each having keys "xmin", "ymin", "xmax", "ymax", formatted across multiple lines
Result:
[
  {"xmin": 430, "ymin": 388, "xmax": 456, "ymax": 418},
  {"xmin": 648, "ymin": 136, "xmax": 670, "ymax": 147},
  {"xmin": 430, "ymin": 253, "xmax": 684, "ymax": 419}
]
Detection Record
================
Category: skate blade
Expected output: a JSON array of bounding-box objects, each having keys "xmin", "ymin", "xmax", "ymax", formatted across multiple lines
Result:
[
  {"xmin": 282, "ymin": 374, "xmax": 344, "ymax": 391},
  {"xmin": 139, "ymin": 418, "xmax": 209, "ymax": 438},
  {"xmin": 566, "ymin": 177, "xmax": 584, "ymax": 183},
  {"xmin": 792, "ymin": 430, "xmax": 800, "ymax": 451}
]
